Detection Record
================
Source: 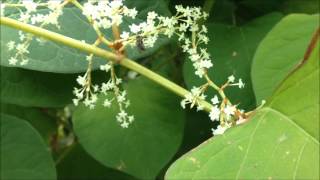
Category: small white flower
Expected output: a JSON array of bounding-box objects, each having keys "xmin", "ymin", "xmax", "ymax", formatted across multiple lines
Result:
[
  {"xmin": 179, "ymin": 23, "xmax": 188, "ymax": 32},
  {"xmin": 101, "ymin": 80, "xmax": 114, "ymax": 93},
  {"xmin": 124, "ymin": 100, "xmax": 130, "ymax": 108},
  {"xmin": 199, "ymin": 59, "xmax": 213, "ymax": 69},
  {"xmin": 111, "ymin": 14, "xmax": 123, "ymax": 26},
  {"xmin": 128, "ymin": 116, "xmax": 134, "ymax": 123},
  {"xmin": 128, "ymin": 8, "xmax": 138, "ymax": 18},
  {"xmin": 228, "ymin": 75, "xmax": 235, "ymax": 83},
  {"xmin": 7, "ymin": 41, "xmax": 15, "ymax": 51},
  {"xmin": 201, "ymin": 25, "xmax": 208, "ymax": 33},
  {"xmin": 93, "ymin": 85, "xmax": 99, "ymax": 92},
  {"xmin": 224, "ymin": 105, "xmax": 236, "ymax": 120},
  {"xmin": 116, "ymin": 78, "xmax": 122, "ymax": 85},
  {"xmin": 73, "ymin": 99, "xmax": 79, "ymax": 106},
  {"xmin": 18, "ymin": 31, "xmax": 26, "ymax": 41},
  {"xmin": 8, "ymin": 57, "xmax": 18, "ymax": 65},
  {"xmin": 22, "ymin": 0, "xmax": 37, "ymax": 12},
  {"xmin": 110, "ymin": 0, "xmax": 123, "ymax": 9},
  {"xmin": 120, "ymin": 31, "xmax": 130, "ymax": 40},
  {"xmin": 129, "ymin": 24, "xmax": 141, "ymax": 34},
  {"xmin": 147, "ymin": 11, "xmax": 157, "ymax": 20},
  {"xmin": 48, "ymin": 0, "xmax": 62, "ymax": 10},
  {"xmin": 209, "ymin": 105, "xmax": 220, "ymax": 121},
  {"xmin": 212, "ymin": 125, "xmax": 228, "ymax": 136},
  {"xmin": 197, "ymin": 105, "xmax": 204, "ymax": 111},
  {"xmin": 103, "ymin": 99, "xmax": 112, "ymax": 107},
  {"xmin": 16, "ymin": 43, "xmax": 29, "ymax": 54},
  {"xmin": 190, "ymin": 54, "xmax": 200, "ymax": 62},
  {"xmin": 100, "ymin": 63, "xmax": 112, "ymax": 72},
  {"xmin": 118, "ymin": 110, "xmax": 127, "ymax": 118},
  {"xmin": 120, "ymin": 121, "xmax": 129, "ymax": 128},
  {"xmin": 211, "ymin": 95, "xmax": 219, "ymax": 105},
  {"xmin": 180, "ymin": 99, "xmax": 187, "ymax": 109},
  {"xmin": 76, "ymin": 75, "xmax": 86, "ymax": 86},
  {"xmin": 238, "ymin": 79, "xmax": 245, "ymax": 88},
  {"xmin": 117, "ymin": 91, "xmax": 127, "ymax": 103}
]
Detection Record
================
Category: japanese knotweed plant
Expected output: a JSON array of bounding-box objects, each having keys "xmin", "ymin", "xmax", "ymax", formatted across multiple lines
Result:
[{"xmin": 0, "ymin": 0, "xmax": 253, "ymax": 135}]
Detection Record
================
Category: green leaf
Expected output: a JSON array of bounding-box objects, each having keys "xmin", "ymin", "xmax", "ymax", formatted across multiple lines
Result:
[
  {"xmin": 0, "ymin": 114, "xmax": 57, "ymax": 180},
  {"xmin": 165, "ymin": 33, "xmax": 319, "ymax": 180},
  {"xmin": 0, "ymin": 104, "xmax": 56, "ymax": 143},
  {"xmin": 57, "ymin": 145, "xmax": 137, "ymax": 180},
  {"xmin": 268, "ymin": 38, "xmax": 319, "ymax": 140},
  {"xmin": 73, "ymin": 78, "xmax": 185, "ymax": 179},
  {"xmin": 1, "ymin": 1, "xmax": 170, "ymax": 73},
  {"xmin": 166, "ymin": 108, "xmax": 319, "ymax": 179},
  {"xmin": 183, "ymin": 13, "xmax": 283, "ymax": 110},
  {"xmin": 0, "ymin": 67, "xmax": 76, "ymax": 107},
  {"xmin": 251, "ymin": 14, "xmax": 319, "ymax": 102}
]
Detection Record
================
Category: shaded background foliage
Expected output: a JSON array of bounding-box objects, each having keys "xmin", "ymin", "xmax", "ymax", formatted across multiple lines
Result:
[{"xmin": 0, "ymin": 0, "xmax": 319, "ymax": 179}]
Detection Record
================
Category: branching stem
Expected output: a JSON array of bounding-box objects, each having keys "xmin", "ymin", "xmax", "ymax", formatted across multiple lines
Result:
[{"xmin": 0, "ymin": 17, "xmax": 213, "ymax": 112}]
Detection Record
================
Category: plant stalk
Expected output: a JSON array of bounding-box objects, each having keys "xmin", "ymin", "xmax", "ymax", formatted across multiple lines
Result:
[{"xmin": 0, "ymin": 17, "xmax": 213, "ymax": 112}]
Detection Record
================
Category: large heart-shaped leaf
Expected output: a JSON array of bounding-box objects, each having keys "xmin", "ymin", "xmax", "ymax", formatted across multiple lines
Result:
[
  {"xmin": 165, "ymin": 31, "xmax": 319, "ymax": 180},
  {"xmin": 0, "ymin": 114, "xmax": 57, "ymax": 180},
  {"xmin": 73, "ymin": 78, "xmax": 185, "ymax": 179},
  {"xmin": 251, "ymin": 14, "xmax": 319, "ymax": 102},
  {"xmin": 1, "ymin": 0, "xmax": 170, "ymax": 73},
  {"xmin": 183, "ymin": 13, "xmax": 283, "ymax": 110}
]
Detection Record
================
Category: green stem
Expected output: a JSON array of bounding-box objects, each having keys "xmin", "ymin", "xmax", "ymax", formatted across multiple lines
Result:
[
  {"xmin": 202, "ymin": 0, "xmax": 215, "ymax": 14},
  {"xmin": 0, "ymin": 17, "xmax": 213, "ymax": 112}
]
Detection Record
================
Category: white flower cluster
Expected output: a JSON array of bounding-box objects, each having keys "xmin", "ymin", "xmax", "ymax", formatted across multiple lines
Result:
[
  {"xmin": 3, "ymin": 0, "xmax": 64, "ymax": 66},
  {"xmin": 73, "ymin": 56, "xmax": 134, "ymax": 128},
  {"xmin": 209, "ymin": 93, "xmax": 247, "ymax": 136},
  {"xmin": 3, "ymin": 0, "xmax": 247, "ymax": 132},
  {"xmin": 117, "ymin": 5, "xmax": 209, "ymax": 52},
  {"xmin": 82, "ymin": 0, "xmax": 137, "ymax": 29},
  {"xmin": 180, "ymin": 86, "xmax": 207, "ymax": 111},
  {"xmin": 116, "ymin": 6, "xmax": 213, "ymax": 77},
  {"xmin": 181, "ymin": 74, "xmax": 246, "ymax": 136},
  {"xmin": 73, "ymin": 73, "xmax": 98, "ymax": 109}
]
